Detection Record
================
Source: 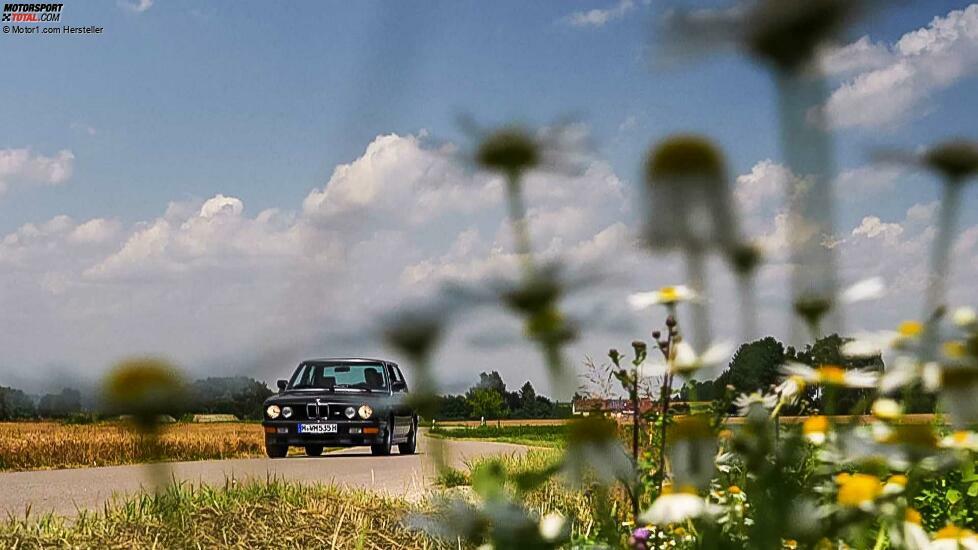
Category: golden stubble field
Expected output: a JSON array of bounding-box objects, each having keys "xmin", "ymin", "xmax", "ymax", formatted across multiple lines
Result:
[{"xmin": 0, "ymin": 421, "xmax": 266, "ymax": 472}]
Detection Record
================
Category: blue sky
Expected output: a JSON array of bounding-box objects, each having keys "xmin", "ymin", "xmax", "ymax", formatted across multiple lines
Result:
[{"xmin": 2, "ymin": 1, "xmax": 977, "ymax": 395}]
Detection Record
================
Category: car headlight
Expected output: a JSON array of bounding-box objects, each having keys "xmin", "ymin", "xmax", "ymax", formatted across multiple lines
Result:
[
  {"xmin": 282, "ymin": 406, "xmax": 293, "ymax": 418},
  {"xmin": 266, "ymin": 405, "xmax": 281, "ymax": 419},
  {"xmin": 344, "ymin": 406, "xmax": 356, "ymax": 419},
  {"xmin": 358, "ymin": 404, "xmax": 373, "ymax": 419}
]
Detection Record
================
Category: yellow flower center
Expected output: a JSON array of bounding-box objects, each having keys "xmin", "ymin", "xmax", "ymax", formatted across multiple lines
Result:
[
  {"xmin": 783, "ymin": 540, "xmax": 798, "ymax": 550},
  {"xmin": 727, "ymin": 485, "xmax": 742, "ymax": 495},
  {"xmin": 836, "ymin": 473, "xmax": 883, "ymax": 507},
  {"xmin": 673, "ymin": 527, "xmax": 687, "ymax": 536},
  {"xmin": 935, "ymin": 525, "xmax": 974, "ymax": 540},
  {"xmin": 905, "ymin": 508, "xmax": 922, "ymax": 525},
  {"xmin": 898, "ymin": 320, "xmax": 923, "ymax": 337},
  {"xmin": 659, "ymin": 286, "xmax": 678, "ymax": 302},
  {"xmin": 817, "ymin": 365, "xmax": 847, "ymax": 385},
  {"xmin": 953, "ymin": 431, "xmax": 972, "ymax": 444},
  {"xmin": 943, "ymin": 341, "xmax": 968, "ymax": 359},
  {"xmin": 803, "ymin": 416, "xmax": 829, "ymax": 435},
  {"xmin": 887, "ymin": 474, "xmax": 908, "ymax": 487}
]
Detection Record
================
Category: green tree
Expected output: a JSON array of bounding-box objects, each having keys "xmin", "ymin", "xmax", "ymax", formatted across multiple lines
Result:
[
  {"xmin": 467, "ymin": 387, "xmax": 505, "ymax": 420},
  {"xmin": 436, "ymin": 394, "xmax": 470, "ymax": 419},
  {"xmin": 38, "ymin": 388, "xmax": 82, "ymax": 418},
  {"xmin": 717, "ymin": 337, "xmax": 786, "ymax": 396},
  {"xmin": 0, "ymin": 386, "xmax": 36, "ymax": 420}
]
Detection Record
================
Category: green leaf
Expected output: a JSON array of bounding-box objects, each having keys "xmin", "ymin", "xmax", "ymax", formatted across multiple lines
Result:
[
  {"xmin": 947, "ymin": 489, "xmax": 962, "ymax": 504},
  {"xmin": 968, "ymin": 482, "xmax": 978, "ymax": 498},
  {"xmin": 471, "ymin": 461, "xmax": 506, "ymax": 502}
]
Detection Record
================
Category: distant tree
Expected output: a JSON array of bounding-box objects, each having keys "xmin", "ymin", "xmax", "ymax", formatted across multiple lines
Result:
[
  {"xmin": 718, "ymin": 337, "xmax": 786, "ymax": 397},
  {"xmin": 185, "ymin": 377, "xmax": 273, "ymax": 420},
  {"xmin": 793, "ymin": 333, "xmax": 885, "ymax": 413},
  {"xmin": 477, "ymin": 371, "xmax": 507, "ymax": 395},
  {"xmin": 37, "ymin": 388, "xmax": 82, "ymax": 418},
  {"xmin": 467, "ymin": 387, "xmax": 505, "ymax": 420},
  {"xmin": 436, "ymin": 394, "xmax": 470, "ymax": 420},
  {"xmin": 0, "ymin": 386, "xmax": 36, "ymax": 420}
]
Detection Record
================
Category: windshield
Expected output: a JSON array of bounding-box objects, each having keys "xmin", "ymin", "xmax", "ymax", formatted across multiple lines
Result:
[{"xmin": 288, "ymin": 362, "xmax": 388, "ymax": 391}]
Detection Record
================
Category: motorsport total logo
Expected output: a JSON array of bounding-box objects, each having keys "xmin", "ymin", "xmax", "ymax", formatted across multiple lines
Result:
[
  {"xmin": 2, "ymin": 3, "xmax": 64, "ymax": 22},
  {"xmin": 2, "ymin": 3, "xmax": 104, "ymax": 35}
]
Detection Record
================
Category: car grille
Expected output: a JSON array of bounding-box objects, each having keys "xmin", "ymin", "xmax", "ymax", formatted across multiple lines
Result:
[
  {"xmin": 306, "ymin": 402, "xmax": 327, "ymax": 419},
  {"xmin": 304, "ymin": 402, "xmax": 352, "ymax": 420}
]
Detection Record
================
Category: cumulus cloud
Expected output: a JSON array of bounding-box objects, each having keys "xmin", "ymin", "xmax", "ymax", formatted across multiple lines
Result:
[
  {"xmin": 0, "ymin": 132, "xmax": 640, "ymax": 395},
  {"xmin": 0, "ymin": 148, "xmax": 74, "ymax": 196},
  {"xmin": 2, "ymin": 130, "xmax": 977, "ymax": 397},
  {"xmin": 735, "ymin": 159, "xmax": 789, "ymax": 214},
  {"xmin": 851, "ymin": 216, "xmax": 904, "ymax": 243},
  {"xmin": 825, "ymin": 4, "xmax": 978, "ymax": 129},
  {"xmin": 118, "ymin": 0, "xmax": 152, "ymax": 13},
  {"xmin": 563, "ymin": 0, "xmax": 634, "ymax": 28}
]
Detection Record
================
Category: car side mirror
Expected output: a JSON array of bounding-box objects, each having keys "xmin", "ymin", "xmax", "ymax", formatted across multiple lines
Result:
[
  {"xmin": 277, "ymin": 379, "xmax": 288, "ymax": 392},
  {"xmin": 392, "ymin": 381, "xmax": 407, "ymax": 392}
]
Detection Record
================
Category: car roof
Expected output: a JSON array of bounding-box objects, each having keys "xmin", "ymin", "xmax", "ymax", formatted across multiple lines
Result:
[{"xmin": 300, "ymin": 357, "xmax": 396, "ymax": 365}]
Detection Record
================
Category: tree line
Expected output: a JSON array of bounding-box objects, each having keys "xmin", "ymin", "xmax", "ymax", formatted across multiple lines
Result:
[
  {"xmin": 0, "ymin": 376, "xmax": 274, "ymax": 421},
  {"xmin": 433, "ymin": 371, "xmax": 571, "ymax": 420},
  {"xmin": 678, "ymin": 334, "xmax": 935, "ymax": 414}
]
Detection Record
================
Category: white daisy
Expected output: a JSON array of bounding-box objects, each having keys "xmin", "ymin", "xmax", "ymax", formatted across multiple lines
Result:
[
  {"xmin": 953, "ymin": 307, "xmax": 978, "ymax": 330},
  {"xmin": 672, "ymin": 340, "xmax": 734, "ymax": 375},
  {"xmin": 939, "ymin": 431, "xmax": 978, "ymax": 452},
  {"xmin": 638, "ymin": 491, "xmax": 707, "ymax": 525},
  {"xmin": 871, "ymin": 398, "xmax": 903, "ymax": 421},
  {"xmin": 628, "ymin": 285, "xmax": 697, "ymax": 310},
  {"xmin": 538, "ymin": 512, "xmax": 566, "ymax": 542},
  {"xmin": 733, "ymin": 391, "xmax": 777, "ymax": 416},
  {"xmin": 781, "ymin": 363, "xmax": 879, "ymax": 388}
]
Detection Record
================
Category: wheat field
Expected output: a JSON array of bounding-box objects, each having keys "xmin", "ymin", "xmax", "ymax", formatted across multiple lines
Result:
[{"xmin": 0, "ymin": 421, "xmax": 267, "ymax": 472}]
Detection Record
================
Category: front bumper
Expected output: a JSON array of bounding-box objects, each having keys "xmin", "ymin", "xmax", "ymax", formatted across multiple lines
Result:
[{"xmin": 262, "ymin": 419, "xmax": 385, "ymax": 447}]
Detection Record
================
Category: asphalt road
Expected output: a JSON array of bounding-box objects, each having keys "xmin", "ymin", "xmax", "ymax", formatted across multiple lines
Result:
[{"xmin": 0, "ymin": 435, "xmax": 528, "ymax": 519}]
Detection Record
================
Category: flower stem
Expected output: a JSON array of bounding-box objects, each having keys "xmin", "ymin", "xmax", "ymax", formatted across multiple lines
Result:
[
  {"xmin": 504, "ymin": 171, "xmax": 536, "ymax": 278},
  {"xmin": 922, "ymin": 180, "xmax": 963, "ymax": 360},
  {"xmin": 775, "ymin": 69, "xmax": 840, "ymax": 345},
  {"xmin": 685, "ymin": 248, "xmax": 710, "ymax": 351}
]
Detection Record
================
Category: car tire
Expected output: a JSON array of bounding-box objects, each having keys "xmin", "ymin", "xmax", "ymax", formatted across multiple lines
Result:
[
  {"xmin": 370, "ymin": 419, "xmax": 394, "ymax": 456},
  {"xmin": 265, "ymin": 444, "xmax": 287, "ymax": 459},
  {"xmin": 304, "ymin": 445, "xmax": 324, "ymax": 457},
  {"xmin": 397, "ymin": 418, "xmax": 417, "ymax": 455}
]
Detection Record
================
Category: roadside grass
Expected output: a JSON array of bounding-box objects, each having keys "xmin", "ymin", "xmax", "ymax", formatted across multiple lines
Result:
[
  {"xmin": 0, "ymin": 477, "xmax": 449, "ymax": 549},
  {"xmin": 0, "ymin": 421, "xmax": 268, "ymax": 472},
  {"xmin": 435, "ymin": 466, "xmax": 470, "ymax": 488},
  {"xmin": 427, "ymin": 424, "xmax": 568, "ymax": 448}
]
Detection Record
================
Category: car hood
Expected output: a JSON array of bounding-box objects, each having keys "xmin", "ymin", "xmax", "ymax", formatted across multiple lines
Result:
[{"xmin": 263, "ymin": 390, "xmax": 391, "ymax": 408}]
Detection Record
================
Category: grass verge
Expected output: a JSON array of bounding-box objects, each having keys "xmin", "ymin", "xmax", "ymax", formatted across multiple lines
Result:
[
  {"xmin": 427, "ymin": 424, "xmax": 568, "ymax": 448},
  {"xmin": 0, "ymin": 477, "xmax": 446, "ymax": 549}
]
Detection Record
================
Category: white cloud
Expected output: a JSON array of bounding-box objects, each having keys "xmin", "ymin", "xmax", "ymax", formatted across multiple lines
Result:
[
  {"xmin": 821, "ymin": 36, "xmax": 893, "ymax": 76},
  {"xmin": 826, "ymin": 4, "xmax": 978, "ymax": 129},
  {"xmin": 563, "ymin": 0, "xmax": 634, "ymax": 28},
  {"xmin": 0, "ymin": 148, "xmax": 74, "ymax": 196},
  {"xmin": 3, "ymin": 130, "xmax": 977, "ymax": 400},
  {"xmin": 68, "ymin": 218, "xmax": 122, "ymax": 245},
  {"xmin": 735, "ymin": 159, "xmax": 788, "ymax": 214},
  {"xmin": 118, "ymin": 0, "xmax": 152, "ymax": 13},
  {"xmin": 835, "ymin": 164, "xmax": 904, "ymax": 196},
  {"xmin": 851, "ymin": 216, "xmax": 904, "ymax": 243}
]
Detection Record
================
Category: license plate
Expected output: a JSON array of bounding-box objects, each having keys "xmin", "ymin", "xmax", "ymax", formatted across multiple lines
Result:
[{"xmin": 298, "ymin": 423, "xmax": 337, "ymax": 434}]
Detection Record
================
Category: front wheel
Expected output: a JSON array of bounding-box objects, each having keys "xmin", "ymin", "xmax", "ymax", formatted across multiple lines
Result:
[
  {"xmin": 304, "ymin": 445, "xmax": 324, "ymax": 457},
  {"xmin": 370, "ymin": 419, "xmax": 393, "ymax": 456},
  {"xmin": 265, "ymin": 443, "xmax": 287, "ymax": 458},
  {"xmin": 398, "ymin": 418, "xmax": 417, "ymax": 455}
]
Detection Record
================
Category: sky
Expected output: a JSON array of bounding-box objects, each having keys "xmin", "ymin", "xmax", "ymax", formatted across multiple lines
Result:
[{"xmin": 1, "ymin": 0, "xmax": 977, "ymax": 397}]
